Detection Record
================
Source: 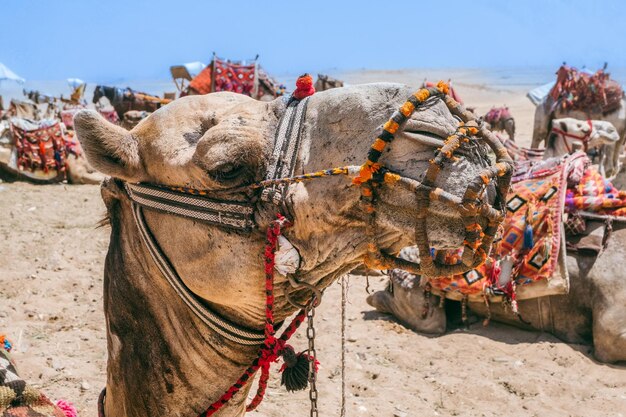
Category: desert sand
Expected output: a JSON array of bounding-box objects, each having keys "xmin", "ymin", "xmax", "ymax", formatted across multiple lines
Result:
[{"xmin": 1, "ymin": 70, "xmax": 625, "ymax": 417}]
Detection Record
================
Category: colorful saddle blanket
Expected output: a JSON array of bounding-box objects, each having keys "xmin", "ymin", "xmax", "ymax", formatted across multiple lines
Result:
[
  {"xmin": 549, "ymin": 65, "xmax": 623, "ymax": 114},
  {"xmin": 485, "ymin": 107, "xmax": 512, "ymax": 125},
  {"xmin": 0, "ymin": 338, "xmax": 67, "ymax": 417},
  {"xmin": 501, "ymin": 136, "xmax": 544, "ymax": 162},
  {"xmin": 212, "ymin": 58, "xmax": 256, "ymax": 95},
  {"xmin": 429, "ymin": 155, "xmax": 571, "ymax": 299},
  {"xmin": 11, "ymin": 119, "xmax": 67, "ymax": 174},
  {"xmin": 566, "ymin": 165, "xmax": 626, "ymax": 217}
]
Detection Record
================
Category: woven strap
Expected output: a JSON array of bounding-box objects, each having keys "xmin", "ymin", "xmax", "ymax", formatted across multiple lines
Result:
[
  {"xmin": 262, "ymin": 97, "xmax": 310, "ymax": 204},
  {"xmin": 131, "ymin": 203, "xmax": 266, "ymax": 345},
  {"xmin": 126, "ymin": 183, "xmax": 254, "ymax": 231}
]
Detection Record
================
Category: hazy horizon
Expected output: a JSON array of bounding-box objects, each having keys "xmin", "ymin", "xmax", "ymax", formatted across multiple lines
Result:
[{"xmin": 2, "ymin": 0, "xmax": 625, "ymax": 83}]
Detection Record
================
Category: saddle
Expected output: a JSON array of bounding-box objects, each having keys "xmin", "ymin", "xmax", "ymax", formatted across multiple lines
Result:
[
  {"xmin": 428, "ymin": 151, "xmax": 626, "ymax": 302},
  {"xmin": 549, "ymin": 65, "xmax": 623, "ymax": 115},
  {"xmin": 429, "ymin": 153, "xmax": 571, "ymax": 302},
  {"xmin": 10, "ymin": 119, "xmax": 67, "ymax": 175},
  {"xmin": 485, "ymin": 107, "xmax": 511, "ymax": 125}
]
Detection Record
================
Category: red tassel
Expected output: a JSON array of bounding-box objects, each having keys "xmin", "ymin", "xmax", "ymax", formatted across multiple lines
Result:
[{"xmin": 293, "ymin": 74, "xmax": 315, "ymax": 100}]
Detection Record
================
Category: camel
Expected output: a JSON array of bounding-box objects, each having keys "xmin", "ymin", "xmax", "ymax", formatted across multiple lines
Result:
[
  {"xmin": 500, "ymin": 118, "xmax": 620, "ymax": 175},
  {"xmin": 543, "ymin": 118, "xmax": 620, "ymax": 160},
  {"xmin": 120, "ymin": 110, "xmax": 150, "ymax": 130},
  {"xmin": 484, "ymin": 107, "xmax": 515, "ymax": 141},
  {"xmin": 367, "ymin": 219, "xmax": 626, "ymax": 364},
  {"xmin": 93, "ymin": 85, "xmax": 169, "ymax": 120},
  {"xmin": 314, "ymin": 74, "xmax": 344, "ymax": 91},
  {"xmin": 531, "ymin": 96, "xmax": 626, "ymax": 177},
  {"xmin": 73, "ymin": 83, "xmax": 512, "ymax": 416},
  {"xmin": 0, "ymin": 118, "xmax": 103, "ymax": 185}
]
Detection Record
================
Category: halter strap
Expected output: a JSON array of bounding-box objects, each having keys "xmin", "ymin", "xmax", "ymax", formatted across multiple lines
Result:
[
  {"xmin": 125, "ymin": 182, "xmax": 254, "ymax": 231},
  {"xmin": 262, "ymin": 96, "xmax": 310, "ymax": 204},
  {"xmin": 130, "ymin": 203, "xmax": 266, "ymax": 345},
  {"xmin": 551, "ymin": 119, "xmax": 593, "ymax": 153}
]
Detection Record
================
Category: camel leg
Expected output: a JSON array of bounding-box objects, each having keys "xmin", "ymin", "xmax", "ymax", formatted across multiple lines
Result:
[
  {"xmin": 505, "ymin": 118, "xmax": 515, "ymax": 141},
  {"xmin": 531, "ymin": 101, "xmax": 550, "ymax": 148}
]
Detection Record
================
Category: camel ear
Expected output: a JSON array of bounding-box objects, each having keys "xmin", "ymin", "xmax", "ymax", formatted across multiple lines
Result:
[{"xmin": 74, "ymin": 110, "xmax": 143, "ymax": 181}]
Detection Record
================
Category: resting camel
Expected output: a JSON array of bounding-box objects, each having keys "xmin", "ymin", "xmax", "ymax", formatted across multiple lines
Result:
[
  {"xmin": 532, "ymin": 96, "xmax": 626, "ymax": 177},
  {"xmin": 543, "ymin": 118, "xmax": 620, "ymax": 161},
  {"xmin": 484, "ymin": 107, "xmax": 515, "ymax": 141},
  {"xmin": 73, "ymin": 83, "xmax": 512, "ymax": 416},
  {"xmin": 500, "ymin": 117, "xmax": 620, "ymax": 169},
  {"xmin": 0, "ymin": 119, "xmax": 103, "ymax": 185},
  {"xmin": 93, "ymin": 85, "xmax": 168, "ymax": 120},
  {"xmin": 314, "ymin": 74, "xmax": 344, "ymax": 91},
  {"xmin": 367, "ymin": 219, "xmax": 626, "ymax": 364}
]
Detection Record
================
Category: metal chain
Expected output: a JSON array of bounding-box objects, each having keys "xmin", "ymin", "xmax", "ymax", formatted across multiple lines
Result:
[
  {"xmin": 340, "ymin": 276, "xmax": 348, "ymax": 417},
  {"xmin": 307, "ymin": 300, "xmax": 319, "ymax": 417}
]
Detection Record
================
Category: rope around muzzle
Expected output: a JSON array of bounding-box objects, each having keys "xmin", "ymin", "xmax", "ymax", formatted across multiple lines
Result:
[{"xmin": 353, "ymin": 81, "xmax": 514, "ymax": 277}]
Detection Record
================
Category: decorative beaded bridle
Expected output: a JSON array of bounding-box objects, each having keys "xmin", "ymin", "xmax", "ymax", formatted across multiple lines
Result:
[{"xmin": 112, "ymin": 82, "xmax": 514, "ymax": 416}]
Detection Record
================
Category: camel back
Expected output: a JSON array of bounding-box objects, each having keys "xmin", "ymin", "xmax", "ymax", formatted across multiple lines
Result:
[
  {"xmin": 549, "ymin": 65, "xmax": 624, "ymax": 114},
  {"xmin": 428, "ymin": 152, "xmax": 626, "ymax": 302}
]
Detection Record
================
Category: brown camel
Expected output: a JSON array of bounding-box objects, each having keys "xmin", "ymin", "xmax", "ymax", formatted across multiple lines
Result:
[
  {"xmin": 484, "ymin": 106, "xmax": 515, "ymax": 141},
  {"xmin": 314, "ymin": 74, "xmax": 344, "ymax": 91},
  {"xmin": 74, "ymin": 84, "xmax": 511, "ymax": 416},
  {"xmin": 531, "ymin": 97, "xmax": 626, "ymax": 177},
  {"xmin": 368, "ymin": 218, "xmax": 626, "ymax": 364}
]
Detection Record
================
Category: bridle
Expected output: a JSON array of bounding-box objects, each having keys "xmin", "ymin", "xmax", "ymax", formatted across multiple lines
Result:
[
  {"xmin": 104, "ymin": 82, "xmax": 513, "ymax": 416},
  {"xmin": 551, "ymin": 119, "xmax": 594, "ymax": 153},
  {"xmin": 122, "ymin": 82, "xmax": 514, "ymax": 338}
]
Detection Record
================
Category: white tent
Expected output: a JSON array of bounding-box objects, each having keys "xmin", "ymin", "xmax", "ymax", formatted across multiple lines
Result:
[{"xmin": 0, "ymin": 63, "xmax": 25, "ymax": 84}]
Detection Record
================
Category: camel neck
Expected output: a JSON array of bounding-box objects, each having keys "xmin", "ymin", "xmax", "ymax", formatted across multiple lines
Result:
[{"xmin": 103, "ymin": 200, "xmax": 259, "ymax": 417}]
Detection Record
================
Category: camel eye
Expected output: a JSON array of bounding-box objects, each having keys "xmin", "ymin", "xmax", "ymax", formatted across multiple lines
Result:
[{"xmin": 208, "ymin": 163, "xmax": 245, "ymax": 181}]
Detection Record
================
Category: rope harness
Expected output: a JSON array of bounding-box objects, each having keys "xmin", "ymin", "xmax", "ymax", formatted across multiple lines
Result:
[
  {"xmin": 551, "ymin": 119, "xmax": 594, "ymax": 153},
  {"xmin": 111, "ymin": 81, "xmax": 513, "ymax": 416}
]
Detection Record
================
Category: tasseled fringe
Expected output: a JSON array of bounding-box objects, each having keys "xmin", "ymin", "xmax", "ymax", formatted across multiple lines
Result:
[
  {"xmin": 461, "ymin": 294, "xmax": 469, "ymax": 328},
  {"xmin": 482, "ymin": 293, "xmax": 491, "ymax": 327},
  {"xmin": 421, "ymin": 283, "xmax": 432, "ymax": 319},
  {"xmin": 523, "ymin": 209, "xmax": 534, "ymax": 249},
  {"xmin": 280, "ymin": 346, "xmax": 315, "ymax": 392}
]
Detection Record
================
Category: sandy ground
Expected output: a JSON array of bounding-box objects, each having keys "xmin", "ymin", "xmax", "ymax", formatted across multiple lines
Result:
[{"xmin": 1, "ymin": 72, "xmax": 625, "ymax": 417}]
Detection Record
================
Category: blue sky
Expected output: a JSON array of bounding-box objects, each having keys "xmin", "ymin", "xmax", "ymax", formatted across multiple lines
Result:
[{"xmin": 2, "ymin": 0, "xmax": 626, "ymax": 82}]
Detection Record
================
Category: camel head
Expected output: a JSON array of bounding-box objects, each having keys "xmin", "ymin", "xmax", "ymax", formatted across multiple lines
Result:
[
  {"xmin": 73, "ymin": 84, "xmax": 509, "ymax": 417},
  {"xmin": 74, "ymin": 83, "xmax": 507, "ymax": 321},
  {"xmin": 552, "ymin": 118, "xmax": 620, "ymax": 150}
]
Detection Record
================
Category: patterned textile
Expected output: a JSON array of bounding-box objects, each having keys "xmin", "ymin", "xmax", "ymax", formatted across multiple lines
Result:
[
  {"xmin": 500, "ymin": 136, "xmax": 544, "ymax": 162},
  {"xmin": 429, "ymin": 157, "xmax": 568, "ymax": 296},
  {"xmin": 565, "ymin": 166, "xmax": 626, "ymax": 216},
  {"xmin": 188, "ymin": 65, "xmax": 213, "ymax": 95},
  {"xmin": 484, "ymin": 107, "xmax": 512, "ymax": 125},
  {"xmin": 212, "ymin": 58, "xmax": 256, "ymax": 95},
  {"xmin": 60, "ymin": 109, "xmax": 81, "ymax": 129},
  {"xmin": 549, "ymin": 65, "xmax": 623, "ymax": 114},
  {"xmin": 0, "ymin": 349, "xmax": 66, "ymax": 417},
  {"xmin": 11, "ymin": 121, "xmax": 67, "ymax": 174}
]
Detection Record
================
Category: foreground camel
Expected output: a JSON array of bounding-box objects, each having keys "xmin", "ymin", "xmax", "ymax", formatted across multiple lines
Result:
[
  {"xmin": 74, "ymin": 83, "xmax": 510, "ymax": 416},
  {"xmin": 368, "ymin": 220, "xmax": 626, "ymax": 364},
  {"xmin": 532, "ymin": 96, "xmax": 626, "ymax": 176}
]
